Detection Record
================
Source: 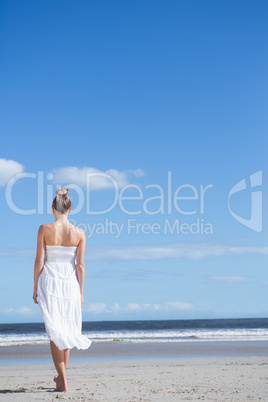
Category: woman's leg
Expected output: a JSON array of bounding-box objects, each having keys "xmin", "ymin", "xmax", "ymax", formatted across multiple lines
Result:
[
  {"xmin": 64, "ymin": 348, "xmax": 70, "ymax": 368},
  {"xmin": 54, "ymin": 349, "xmax": 70, "ymax": 384},
  {"xmin": 50, "ymin": 341, "xmax": 68, "ymax": 391}
]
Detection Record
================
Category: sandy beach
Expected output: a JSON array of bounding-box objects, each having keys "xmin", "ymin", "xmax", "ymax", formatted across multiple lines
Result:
[
  {"xmin": 1, "ymin": 340, "xmax": 268, "ymax": 401},
  {"xmin": 0, "ymin": 356, "xmax": 267, "ymax": 401}
]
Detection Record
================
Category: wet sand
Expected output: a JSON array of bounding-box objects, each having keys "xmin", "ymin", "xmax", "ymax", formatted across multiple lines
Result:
[{"xmin": 1, "ymin": 340, "xmax": 268, "ymax": 366}]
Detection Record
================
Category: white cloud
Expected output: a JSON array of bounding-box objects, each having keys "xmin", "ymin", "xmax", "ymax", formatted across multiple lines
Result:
[
  {"xmin": 49, "ymin": 166, "xmax": 145, "ymax": 189},
  {"xmin": 165, "ymin": 301, "xmax": 193, "ymax": 310},
  {"xmin": 84, "ymin": 243, "xmax": 268, "ymax": 262},
  {"xmin": 110, "ymin": 303, "xmax": 121, "ymax": 313},
  {"xmin": 83, "ymin": 301, "xmax": 194, "ymax": 314},
  {"xmin": 84, "ymin": 303, "xmax": 107, "ymax": 314},
  {"xmin": 4, "ymin": 306, "xmax": 34, "ymax": 315},
  {"xmin": 0, "ymin": 248, "xmax": 36, "ymax": 258},
  {"xmin": 127, "ymin": 303, "xmax": 142, "ymax": 311},
  {"xmin": 0, "ymin": 158, "xmax": 25, "ymax": 186},
  {"xmin": 128, "ymin": 169, "xmax": 145, "ymax": 177},
  {"xmin": 88, "ymin": 267, "xmax": 183, "ymax": 280},
  {"xmin": 211, "ymin": 276, "xmax": 250, "ymax": 283},
  {"xmin": 0, "ymin": 243, "xmax": 268, "ymax": 263}
]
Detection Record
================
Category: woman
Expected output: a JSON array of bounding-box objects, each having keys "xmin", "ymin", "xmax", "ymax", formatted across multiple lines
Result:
[{"xmin": 33, "ymin": 188, "xmax": 92, "ymax": 392}]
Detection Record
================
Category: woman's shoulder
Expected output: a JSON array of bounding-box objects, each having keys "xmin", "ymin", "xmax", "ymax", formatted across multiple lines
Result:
[
  {"xmin": 68, "ymin": 223, "xmax": 85, "ymax": 237},
  {"xmin": 37, "ymin": 223, "xmax": 49, "ymax": 231},
  {"xmin": 38, "ymin": 223, "xmax": 54, "ymax": 232},
  {"xmin": 37, "ymin": 223, "xmax": 56, "ymax": 240}
]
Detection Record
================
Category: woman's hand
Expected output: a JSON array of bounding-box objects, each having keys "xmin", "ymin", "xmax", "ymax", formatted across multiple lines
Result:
[
  {"xmin": 81, "ymin": 294, "xmax": 84, "ymax": 308},
  {"xmin": 33, "ymin": 289, "xmax": 38, "ymax": 304}
]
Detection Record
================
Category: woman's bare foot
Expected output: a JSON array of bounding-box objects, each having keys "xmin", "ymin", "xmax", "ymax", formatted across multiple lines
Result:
[
  {"xmin": 55, "ymin": 381, "xmax": 68, "ymax": 392},
  {"xmin": 53, "ymin": 374, "xmax": 68, "ymax": 392},
  {"xmin": 53, "ymin": 375, "xmax": 61, "ymax": 388}
]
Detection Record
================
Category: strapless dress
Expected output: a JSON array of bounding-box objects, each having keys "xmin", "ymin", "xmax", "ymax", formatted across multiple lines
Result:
[{"xmin": 37, "ymin": 245, "xmax": 92, "ymax": 350}]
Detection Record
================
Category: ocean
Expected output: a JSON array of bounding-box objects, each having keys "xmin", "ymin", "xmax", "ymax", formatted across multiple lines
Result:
[{"xmin": 1, "ymin": 318, "xmax": 268, "ymax": 347}]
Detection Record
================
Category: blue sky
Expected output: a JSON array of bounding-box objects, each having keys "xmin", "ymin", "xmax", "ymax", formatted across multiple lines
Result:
[{"xmin": 0, "ymin": 0, "xmax": 267, "ymax": 323}]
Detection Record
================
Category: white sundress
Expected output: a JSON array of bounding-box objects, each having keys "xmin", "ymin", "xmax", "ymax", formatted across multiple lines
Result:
[{"xmin": 37, "ymin": 245, "xmax": 92, "ymax": 350}]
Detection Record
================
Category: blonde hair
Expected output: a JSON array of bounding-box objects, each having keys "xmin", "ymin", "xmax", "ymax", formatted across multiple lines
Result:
[{"xmin": 51, "ymin": 188, "xmax": 71, "ymax": 214}]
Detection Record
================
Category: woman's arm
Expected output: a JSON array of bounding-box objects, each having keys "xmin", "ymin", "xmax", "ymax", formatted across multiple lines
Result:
[
  {"xmin": 76, "ymin": 231, "xmax": 86, "ymax": 307},
  {"xmin": 33, "ymin": 225, "xmax": 45, "ymax": 304}
]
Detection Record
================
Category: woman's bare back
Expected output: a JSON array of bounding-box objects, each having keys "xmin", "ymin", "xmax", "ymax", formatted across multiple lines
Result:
[{"xmin": 42, "ymin": 221, "xmax": 84, "ymax": 247}]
